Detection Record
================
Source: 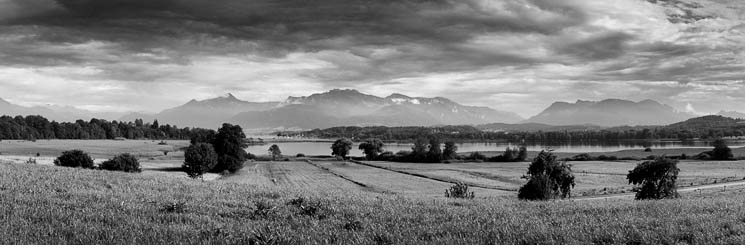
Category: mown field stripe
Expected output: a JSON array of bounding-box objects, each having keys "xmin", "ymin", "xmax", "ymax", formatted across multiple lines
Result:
[
  {"xmin": 303, "ymin": 160, "xmax": 369, "ymax": 188},
  {"xmin": 349, "ymin": 160, "xmax": 517, "ymax": 192}
]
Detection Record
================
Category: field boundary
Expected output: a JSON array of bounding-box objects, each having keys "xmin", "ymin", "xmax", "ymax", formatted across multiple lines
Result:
[
  {"xmin": 572, "ymin": 180, "xmax": 745, "ymax": 201},
  {"xmin": 349, "ymin": 160, "xmax": 517, "ymax": 192},
  {"xmin": 303, "ymin": 160, "xmax": 372, "ymax": 189}
]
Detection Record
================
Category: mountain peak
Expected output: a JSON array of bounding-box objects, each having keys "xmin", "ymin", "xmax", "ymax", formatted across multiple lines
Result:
[{"xmin": 224, "ymin": 93, "xmax": 237, "ymax": 100}]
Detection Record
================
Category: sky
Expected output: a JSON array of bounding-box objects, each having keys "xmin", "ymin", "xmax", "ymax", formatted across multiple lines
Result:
[{"xmin": 0, "ymin": 0, "xmax": 744, "ymax": 118}]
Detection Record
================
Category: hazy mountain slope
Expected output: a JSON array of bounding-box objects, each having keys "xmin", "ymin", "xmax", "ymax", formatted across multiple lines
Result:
[
  {"xmin": 0, "ymin": 98, "xmax": 126, "ymax": 122},
  {"xmin": 716, "ymin": 110, "xmax": 745, "ymax": 119},
  {"xmin": 475, "ymin": 123, "xmax": 602, "ymax": 132},
  {"xmin": 526, "ymin": 99, "xmax": 695, "ymax": 126},
  {"xmin": 119, "ymin": 94, "xmax": 279, "ymax": 128}
]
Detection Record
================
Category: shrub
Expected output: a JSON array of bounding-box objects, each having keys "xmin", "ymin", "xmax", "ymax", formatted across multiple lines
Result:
[
  {"xmin": 183, "ymin": 143, "xmax": 218, "ymax": 178},
  {"xmin": 100, "ymin": 153, "xmax": 141, "ymax": 173},
  {"xmin": 626, "ymin": 156, "xmax": 680, "ymax": 200},
  {"xmin": 570, "ymin": 153, "xmax": 592, "ymax": 161},
  {"xmin": 517, "ymin": 150, "xmax": 575, "ymax": 200},
  {"xmin": 445, "ymin": 182, "xmax": 475, "ymax": 199},
  {"xmin": 246, "ymin": 152, "xmax": 256, "ymax": 160},
  {"xmin": 54, "ymin": 150, "xmax": 95, "ymax": 169},
  {"xmin": 295, "ymin": 153, "xmax": 306, "ymax": 157}
]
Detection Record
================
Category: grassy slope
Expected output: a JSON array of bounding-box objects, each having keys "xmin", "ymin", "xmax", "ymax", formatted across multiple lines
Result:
[{"xmin": 0, "ymin": 162, "xmax": 744, "ymax": 244}]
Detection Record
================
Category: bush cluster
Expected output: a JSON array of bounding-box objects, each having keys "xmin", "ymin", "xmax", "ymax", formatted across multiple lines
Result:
[
  {"xmin": 100, "ymin": 153, "xmax": 141, "ymax": 173},
  {"xmin": 445, "ymin": 182, "xmax": 475, "ymax": 199},
  {"xmin": 54, "ymin": 150, "xmax": 95, "ymax": 169}
]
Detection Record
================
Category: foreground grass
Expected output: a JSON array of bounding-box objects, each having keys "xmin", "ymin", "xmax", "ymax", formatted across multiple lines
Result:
[{"xmin": 0, "ymin": 162, "xmax": 744, "ymax": 244}]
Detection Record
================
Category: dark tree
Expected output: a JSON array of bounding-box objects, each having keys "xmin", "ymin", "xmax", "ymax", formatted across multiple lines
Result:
[
  {"xmin": 442, "ymin": 141, "xmax": 458, "ymax": 160},
  {"xmin": 54, "ymin": 150, "xmax": 95, "ymax": 169},
  {"xmin": 211, "ymin": 123, "xmax": 248, "ymax": 173},
  {"xmin": 358, "ymin": 138, "xmax": 384, "ymax": 160},
  {"xmin": 626, "ymin": 156, "xmax": 680, "ymax": 200},
  {"xmin": 100, "ymin": 153, "xmax": 141, "ymax": 173},
  {"xmin": 331, "ymin": 138, "xmax": 353, "ymax": 159},
  {"xmin": 268, "ymin": 144, "xmax": 281, "ymax": 161},
  {"xmin": 518, "ymin": 150, "xmax": 575, "ymax": 200},
  {"xmin": 183, "ymin": 143, "xmax": 218, "ymax": 179},
  {"xmin": 711, "ymin": 139, "xmax": 733, "ymax": 160}
]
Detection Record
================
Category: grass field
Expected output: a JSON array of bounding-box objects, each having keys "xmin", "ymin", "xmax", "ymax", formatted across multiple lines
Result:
[
  {"xmin": 0, "ymin": 140, "xmax": 745, "ymax": 244},
  {"xmin": 0, "ymin": 162, "xmax": 744, "ymax": 244}
]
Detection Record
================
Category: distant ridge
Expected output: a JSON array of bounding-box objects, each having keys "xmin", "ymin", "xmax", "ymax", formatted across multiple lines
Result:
[
  {"xmin": 229, "ymin": 89, "xmax": 524, "ymax": 130},
  {"xmin": 525, "ymin": 99, "xmax": 695, "ymax": 126}
]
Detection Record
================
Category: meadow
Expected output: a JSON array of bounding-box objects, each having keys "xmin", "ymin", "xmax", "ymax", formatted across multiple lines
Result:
[
  {"xmin": 0, "ymin": 139, "xmax": 745, "ymax": 244},
  {"xmin": 0, "ymin": 162, "xmax": 744, "ymax": 244}
]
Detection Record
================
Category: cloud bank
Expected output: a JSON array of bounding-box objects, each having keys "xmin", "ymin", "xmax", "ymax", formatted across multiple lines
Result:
[{"xmin": 0, "ymin": 0, "xmax": 744, "ymax": 117}]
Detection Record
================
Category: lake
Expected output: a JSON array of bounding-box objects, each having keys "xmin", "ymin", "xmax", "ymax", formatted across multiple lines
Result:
[{"xmin": 245, "ymin": 140, "xmax": 745, "ymax": 157}]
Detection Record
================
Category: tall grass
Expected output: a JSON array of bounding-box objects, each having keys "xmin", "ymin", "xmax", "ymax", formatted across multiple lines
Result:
[{"xmin": 0, "ymin": 162, "xmax": 743, "ymax": 244}]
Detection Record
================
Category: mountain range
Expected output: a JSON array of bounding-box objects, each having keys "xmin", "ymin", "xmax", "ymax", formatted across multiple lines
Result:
[
  {"xmin": 524, "ymin": 99, "xmax": 696, "ymax": 126},
  {"xmin": 0, "ymin": 98, "xmax": 126, "ymax": 122},
  {"xmin": 2, "ymin": 90, "xmax": 742, "ymax": 129}
]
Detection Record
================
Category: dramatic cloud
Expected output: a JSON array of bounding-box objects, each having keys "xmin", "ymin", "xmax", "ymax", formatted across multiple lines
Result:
[{"xmin": 0, "ymin": 0, "xmax": 744, "ymax": 117}]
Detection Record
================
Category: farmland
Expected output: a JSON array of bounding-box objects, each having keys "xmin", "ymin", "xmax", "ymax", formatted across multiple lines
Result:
[{"xmin": 0, "ymin": 139, "xmax": 745, "ymax": 244}]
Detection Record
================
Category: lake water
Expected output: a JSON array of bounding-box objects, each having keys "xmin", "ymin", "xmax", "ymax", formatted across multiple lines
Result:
[{"xmin": 245, "ymin": 140, "xmax": 745, "ymax": 157}]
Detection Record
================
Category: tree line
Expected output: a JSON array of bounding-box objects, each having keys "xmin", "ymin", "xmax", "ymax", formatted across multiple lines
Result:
[
  {"xmin": 0, "ymin": 115, "xmax": 213, "ymax": 140},
  {"xmin": 282, "ymin": 117, "xmax": 744, "ymax": 143}
]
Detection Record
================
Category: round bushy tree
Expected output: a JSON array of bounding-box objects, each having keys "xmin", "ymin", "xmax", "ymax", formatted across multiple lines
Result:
[
  {"xmin": 331, "ymin": 138, "xmax": 353, "ymax": 159},
  {"xmin": 54, "ymin": 150, "xmax": 95, "ymax": 169},
  {"xmin": 183, "ymin": 143, "xmax": 218, "ymax": 178},
  {"xmin": 211, "ymin": 123, "xmax": 248, "ymax": 173},
  {"xmin": 626, "ymin": 156, "xmax": 680, "ymax": 200},
  {"xmin": 100, "ymin": 153, "xmax": 141, "ymax": 173},
  {"xmin": 268, "ymin": 144, "xmax": 281, "ymax": 161},
  {"xmin": 518, "ymin": 150, "xmax": 575, "ymax": 200},
  {"xmin": 358, "ymin": 139, "xmax": 384, "ymax": 160}
]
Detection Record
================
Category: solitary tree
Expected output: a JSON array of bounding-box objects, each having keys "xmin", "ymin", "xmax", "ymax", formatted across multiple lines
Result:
[
  {"xmin": 711, "ymin": 139, "xmax": 733, "ymax": 160},
  {"xmin": 211, "ymin": 123, "xmax": 248, "ymax": 173},
  {"xmin": 626, "ymin": 156, "xmax": 680, "ymax": 200},
  {"xmin": 518, "ymin": 150, "xmax": 575, "ymax": 200},
  {"xmin": 358, "ymin": 139, "xmax": 384, "ymax": 160},
  {"xmin": 442, "ymin": 141, "xmax": 458, "ymax": 160},
  {"xmin": 268, "ymin": 144, "xmax": 281, "ymax": 161},
  {"xmin": 183, "ymin": 143, "xmax": 218, "ymax": 179},
  {"xmin": 331, "ymin": 138, "xmax": 353, "ymax": 159}
]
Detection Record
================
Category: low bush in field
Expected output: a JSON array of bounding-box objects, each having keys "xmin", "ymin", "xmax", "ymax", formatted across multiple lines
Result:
[
  {"xmin": 100, "ymin": 153, "xmax": 141, "ymax": 173},
  {"xmin": 183, "ymin": 143, "xmax": 218, "ymax": 178},
  {"xmin": 53, "ymin": 150, "xmax": 95, "ymax": 169},
  {"xmin": 445, "ymin": 182, "xmax": 475, "ymax": 199}
]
